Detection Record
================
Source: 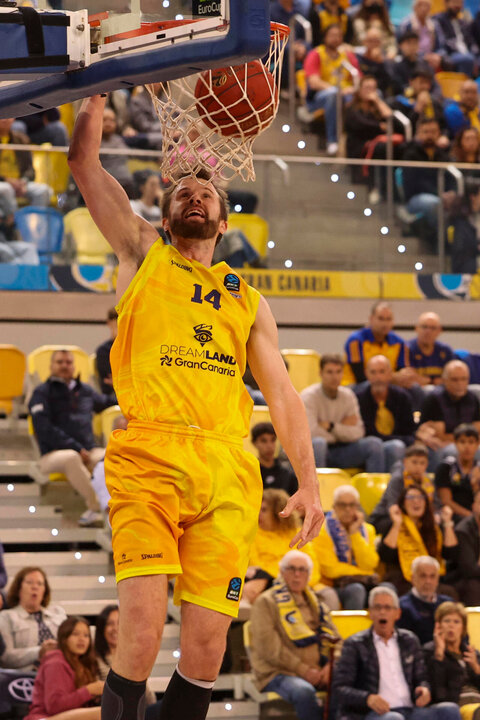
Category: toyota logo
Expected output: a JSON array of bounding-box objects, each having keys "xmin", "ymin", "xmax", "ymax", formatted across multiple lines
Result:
[{"xmin": 8, "ymin": 677, "xmax": 34, "ymax": 702}]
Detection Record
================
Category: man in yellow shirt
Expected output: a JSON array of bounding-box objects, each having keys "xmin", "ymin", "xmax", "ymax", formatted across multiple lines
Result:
[{"xmin": 68, "ymin": 94, "xmax": 323, "ymax": 720}]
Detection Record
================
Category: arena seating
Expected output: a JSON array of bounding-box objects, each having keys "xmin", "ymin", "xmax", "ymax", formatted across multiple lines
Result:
[
  {"xmin": 0, "ymin": 345, "xmax": 25, "ymax": 423},
  {"xmin": 352, "ymin": 472, "xmax": 390, "ymax": 515},
  {"xmin": 226, "ymin": 213, "xmax": 270, "ymax": 261},
  {"xmin": 280, "ymin": 349, "xmax": 321, "ymax": 393},
  {"xmin": 63, "ymin": 208, "xmax": 114, "ymax": 265},
  {"xmin": 14, "ymin": 207, "xmax": 64, "ymax": 265}
]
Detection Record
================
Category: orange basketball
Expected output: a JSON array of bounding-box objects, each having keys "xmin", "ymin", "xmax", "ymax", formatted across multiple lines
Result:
[{"xmin": 194, "ymin": 60, "xmax": 276, "ymax": 138}]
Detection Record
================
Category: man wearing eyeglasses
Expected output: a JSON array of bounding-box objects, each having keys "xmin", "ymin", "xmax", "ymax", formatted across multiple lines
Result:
[
  {"xmin": 249, "ymin": 549, "xmax": 340, "ymax": 720},
  {"xmin": 333, "ymin": 586, "xmax": 460, "ymax": 720}
]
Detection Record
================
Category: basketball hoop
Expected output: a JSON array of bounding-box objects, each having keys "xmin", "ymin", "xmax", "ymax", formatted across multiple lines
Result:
[{"xmin": 147, "ymin": 22, "xmax": 289, "ymax": 184}]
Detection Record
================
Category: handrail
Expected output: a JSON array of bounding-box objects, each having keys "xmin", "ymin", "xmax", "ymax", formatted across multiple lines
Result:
[{"xmin": 288, "ymin": 14, "xmax": 313, "ymax": 125}]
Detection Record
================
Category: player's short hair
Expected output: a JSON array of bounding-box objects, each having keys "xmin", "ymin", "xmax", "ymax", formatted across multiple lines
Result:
[
  {"xmin": 107, "ymin": 307, "xmax": 118, "ymax": 321},
  {"xmin": 435, "ymin": 601, "xmax": 468, "ymax": 635},
  {"xmin": 411, "ymin": 555, "xmax": 440, "ymax": 575},
  {"xmin": 404, "ymin": 443, "xmax": 429, "ymax": 459},
  {"xmin": 368, "ymin": 585, "xmax": 399, "ymax": 609},
  {"xmin": 161, "ymin": 169, "xmax": 229, "ymax": 222},
  {"xmin": 454, "ymin": 423, "xmax": 479, "ymax": 441},
  {"xmin": 320, "ymin": 353, "xmax": 344, "ymax": 371},
  {"xmin": 251, "ymin": 422, "xmax": 276, "ymax": 443}
]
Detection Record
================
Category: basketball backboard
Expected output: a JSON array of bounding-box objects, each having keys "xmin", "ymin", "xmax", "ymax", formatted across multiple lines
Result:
[{"xmin": 0, "ymin": 0, "xmax": 271, "ymax": 118}]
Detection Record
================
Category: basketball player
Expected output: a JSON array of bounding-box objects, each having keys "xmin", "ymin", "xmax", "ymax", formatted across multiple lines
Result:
[{"xmin": 68, "ymin": 94, "xmax": 323, "ymax": 720}]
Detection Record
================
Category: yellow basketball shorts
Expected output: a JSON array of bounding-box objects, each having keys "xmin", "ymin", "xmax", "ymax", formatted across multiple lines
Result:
[{"xmin": 104, "ymin": 420, "xmax": 263, "ymax": 617}]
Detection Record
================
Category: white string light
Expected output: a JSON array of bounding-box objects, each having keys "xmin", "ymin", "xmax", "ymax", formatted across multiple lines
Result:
[
  {"xmin": 284, "ymin": 259, "xmax": 293, "ymax": 268},
  {"xmin": 330, "ymin": 174, "xmax": 339, "ymax": 183},
  {"xmin": 380, "ymin": 226, "xmax": 389, "ymax": 235},
  {"xmin": 28, "ymin": 505, "xmax": 36, "ymax": 514},
  {"xmin": 364, "ymin": 208, "xmax": 372, "ymax": 217},
  {"xmin": 282, "ymin": 124, "xmax": 291, "ymax": 133},
  {"xmin": 7, "ymin": 483, "xmax": 14, "ymax": 492},
  {"xmin": 397, "ymin": 244, "xmax": 406, "ymax": 253},
  {"xmin": 267, "ymin": 240, "xmax": 275, "ymax": 249},
  {"xmin": 347, "ymin": 191, "xmax": 355, "ymax": 199},
  {"xmin": 415, "ymin": 261, "xmax": 423, "ymax": 271},
  {"xmin": 297, "ymin": 140, "xmax": 306, "ymax": 150}
]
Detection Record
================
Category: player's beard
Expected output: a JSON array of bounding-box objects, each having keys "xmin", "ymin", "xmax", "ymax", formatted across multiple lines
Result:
[{"xmin": 169, "ymin": 215, "xmax": 220, "ymax": 240}]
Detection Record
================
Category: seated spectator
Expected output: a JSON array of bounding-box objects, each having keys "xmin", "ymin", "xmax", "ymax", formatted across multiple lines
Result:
[
  {"xmin": 444, "ymin": 80, "xmax": 480, "ymax": 139},
  {"xmin": 387, "ymin": 30, "xmax": 440, "ymax": 97},
  {"xmin": 434, "ymin": 0, "xmax": 479, "ymax": 76},
  {"xmin": 13, "ymin": 108, "xmax": 69, "ymax": 147},
  {"xmin": 303, "ymin": 24, "xmax": 360, "ymax": 156},
  {"xmin": 95, "ymin": 307, "xmax": 118, "ymax": 396},
  {"xmin": 402, "ymin": 118, "xmax": 455, "ymax": 246},
  {"xmin": 446, "ymin": 176, "xmax": 480, "ymax": 274},
  {"xmin": 378, "ymin": 487, "xmax": 458, "ymax": 596},
  {"xmin": 344, "ymin": 75, "xmax": 404, "ymax": 203},
  {"xmin": 0, "ymin": 117, "xmax": 52, "ymax": 259},
  {"xmin": 130, "ymin": 170, "xmax": 163, "ymax": 231},
  {"xmin": 100, "ymin": 108, "xmax": 135, "ymax": 199},
  {"xmin": 270, "ymin": 0, "xmax": 311, "ymax": 88},
  {"xmin": 0, "ymin": 566, "xmax": 66, "ymax": 672},
  {"xmin": 243, "ymin": 363, "xmax": 266, "ymax": 406},
  {"xmin": 356, "ymin": 355, "xmax": 416, "ymax": 471},
  {"xmin": 354, "ymin": 29, "xmax": 392, "ymax": 96},
  {"xmin": 333, "ymin": 585, "xmax": 461, "ymax": 720},
  {"xmin": 397, "ymin": 556, "xmax": 453, "ymax": 645},
  {"xmin": 29, "ymin": 349, "xmax": 116, "ymax": 527},
  {"xmin": 352, "ymin": 0, "xmax": 397, "ymax": 60},
  {"xmin": 212, "ymin": 227, "xmax": 262, "ymax": 268},
  {"xmin": 301, "ymin": 352, "xmax": 385, "ymax": 472},
  {"xmin": 312, "ymin": 484, "xmax": 379, "ymax": 609},
  {"xmin": 370, "ymin": 444, "xmax": 434, "ymax": 535},
  {"xmin": 128, "ymin": 85, "xmax": 163, "ymax": 150},
  {"xmin": 451, "ymin": 127, "xmax": 480, "ymax": 175},
  {"xmin": 25, "ymin": 615, "xmax": 103, "ymax": 720},
  {"xmin": 398, "ymin": 1, "xmax": 443, "ymax": 74},
  {"xmin": 424, "ymin": 602, "xmax": 480, "ymax": 712},
  {"xmin": 435, "ymin": 423, "xmax": 480, "ymax": 522},
  {"xmin": 309, "ymin": 0, "xmax": 354, "ymax": 47},
  {"xmin": 455, "ymin": 488, "xmax": 480, "ymax": 605},
  {"xmin": 95, "ymin": 605, "xmax": 156, "ymax": 708},
  {"xmin": 0, "ymin": 540, "xmax": 6, "ymax": 610},
  {"xmin": 249, "ymin": 549, "xmax": 341, "ymax": 720},
  {"xmin": 251, "ymin": 422, "xmax": 297, "ymax": 495},
  {"xmin": 389, "ymin": 68, "xmax": 447, "ymax": 139},
  {"xmin": 244, "ymin": 489, "xmax": 320, "ymax": 604},
  {"xmin": 417, "ymin": 360, "xmax": 480, "ymax": 470},
  {"xmin": 408, "ymin": 312, "xmax": 454, "ymax": 387},
  {"xmin": 344, "ymin": 301, "xmax": 411, "ymax": 387},
  {"xmin": 91, "ymin": 415, "xmax": 128, "ymax": 516}
]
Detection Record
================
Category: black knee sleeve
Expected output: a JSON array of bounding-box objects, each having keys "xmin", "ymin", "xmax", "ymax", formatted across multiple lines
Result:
[
  {"xmin": 102, "ymin": 669, "xmax": 146, "ymax": 720},
  {"xmin": 158, "ymin": 670, "xmax": 212, "ymax": 720}
]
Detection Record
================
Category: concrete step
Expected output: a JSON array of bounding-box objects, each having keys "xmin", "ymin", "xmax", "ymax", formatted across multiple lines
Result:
[
  {"xmin": 4, "ymin": 550, "xmax": 112, "ymax": 576},
  {"xmin": 0, "ymin": 504, "xmax": 62, "ymax": 528},
  {"xmin": 0, "ymin": 482, "xmax": 40, "ymax": 498},
  {"xmin": 47, "ymin": 574, "xmax": 116, "ymax": 601},
  {"xmin": 1, "ymin": 527, "xmax": 103, "ymax": 546}
]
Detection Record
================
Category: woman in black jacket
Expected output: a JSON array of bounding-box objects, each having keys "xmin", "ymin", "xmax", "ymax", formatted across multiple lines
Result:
[{"xmin": 424, "ymin": 601, "xmax": 480, "ymax": 719}]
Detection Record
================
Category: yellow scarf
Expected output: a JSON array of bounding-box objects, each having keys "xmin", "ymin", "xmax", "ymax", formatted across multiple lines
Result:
[
  {"xmin": 397, "ymin": 514, "xmax": 445, "ymax": 582},
  {"xmin": 272, "ymin": 579, "xmax": 336, "ymax": 648}
]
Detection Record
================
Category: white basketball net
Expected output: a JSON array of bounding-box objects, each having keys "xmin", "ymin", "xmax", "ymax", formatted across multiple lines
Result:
[{"xmin": 147, "ymin": 23, "xmax": 289, "ymax": 184}]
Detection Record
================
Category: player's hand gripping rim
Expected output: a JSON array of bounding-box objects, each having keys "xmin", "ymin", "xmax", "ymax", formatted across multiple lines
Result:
[{"xmin": 279, "ymin": 488, "xmax": 324, "ymax": 549}]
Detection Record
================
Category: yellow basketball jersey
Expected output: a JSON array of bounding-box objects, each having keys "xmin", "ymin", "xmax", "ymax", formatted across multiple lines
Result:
[{"xmin": 111, "ymin": 241, "xmax": 260, "ymax": 437}]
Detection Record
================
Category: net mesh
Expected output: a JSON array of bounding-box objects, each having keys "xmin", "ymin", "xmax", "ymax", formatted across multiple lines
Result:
[{"xmin": 147, "ymin": 23, "xmax": 289, "ymax": 184}]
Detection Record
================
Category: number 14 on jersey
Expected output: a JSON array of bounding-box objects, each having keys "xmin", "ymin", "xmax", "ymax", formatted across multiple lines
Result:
[{"xmin": 191, "ymin": 283, "xmax": 221, "ymax": 311}]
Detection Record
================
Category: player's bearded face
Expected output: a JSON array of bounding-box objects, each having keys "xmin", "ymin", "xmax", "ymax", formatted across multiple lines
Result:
[
  {"xmin": 169, "ymin": 210, "xmax": 220, "ymax": 240},
  {"xmin": 168, "ymin": 181, "xmax": 223, "ymax": 240}
]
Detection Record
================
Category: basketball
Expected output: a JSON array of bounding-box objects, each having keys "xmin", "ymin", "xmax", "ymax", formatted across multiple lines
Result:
[{"xmin": 194, "ymin": 60, "xmax": 276, "ymax": 138}]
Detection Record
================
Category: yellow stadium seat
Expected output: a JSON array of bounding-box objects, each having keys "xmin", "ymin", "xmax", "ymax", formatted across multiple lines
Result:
[
  {"xmin": 352, "ymin": 473, "xmax": 390, "ymax": 515},
  {"xmin": 63, "ymin": 208, "xmax": 114, "ymax": 265},
  {"xmin": 244, "ymin": 405, "xmax": 276, "ymax": 455},
  {"xmin": 0, "ymin": 345, "xmax": 26, "ymax": 417},
  {"xmin": 127, "ymin": 158, "xmax": 160, "ymax": 174},
  {"xmin": 100, "ymin": 405, "xmax": 123, "ymax": 445},
  {"xmin": 429, "ymin": 0, "xmax": 445, "ymax": 14},
  {"xmin": 281, "ymin": 348, "xmax": 321, "ymax": 394},
  {"xmin": 331, "ymin": 610, "xmax": 371, "ymax": 639},
  {"xmin": 435, "ymin": 71, "xmax": 469, "ymax": 101},
  {"xmin": 227, "ymin": 213, "xmax": 269, "ymax": 259},
  {"xmin": 58, "ymin": 102, "xmax": 75, "ymax": 137},
  {"xmin": 317, "ymin": 468, "xmax": 351, "ymax": 511},
  {"xmin": 32, "ymin": 144, "xmax": 70, "ymax": 204},
  {"xmin": 27, "ymin": 344, "xmax": 92, "ymax": 386},
  {"xmin": 467, "ymin": 607, "xmax": 480, "ymax": 647}
]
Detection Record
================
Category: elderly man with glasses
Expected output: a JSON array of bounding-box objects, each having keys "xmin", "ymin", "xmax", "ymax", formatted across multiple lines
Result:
[
  {"xmin": 333, "ymin": 586, "xmax": 460, "ymax": 720},
  {"xmin": 249, "ymin": 549, "xmax": 340, "ymax": 720}
]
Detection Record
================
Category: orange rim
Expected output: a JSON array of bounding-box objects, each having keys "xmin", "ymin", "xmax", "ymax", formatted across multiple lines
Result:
[{"xmin": 270, "ymin": 21, "xmax": 290, "ymax": 39}]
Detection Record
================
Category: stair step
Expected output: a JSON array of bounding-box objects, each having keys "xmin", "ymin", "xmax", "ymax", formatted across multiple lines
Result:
[{"xmin": 4, "ymin": 550, "xmax": 111, "ymax": 576}]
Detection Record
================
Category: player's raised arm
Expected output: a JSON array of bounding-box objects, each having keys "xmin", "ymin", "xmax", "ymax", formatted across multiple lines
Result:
[
  {"xmin": 247, "ymin": 296, "xmax": 324, "ymax": 547},
  {"xmin": 68, "ymin": 94, "xmax": 157, "ymax": 263}
]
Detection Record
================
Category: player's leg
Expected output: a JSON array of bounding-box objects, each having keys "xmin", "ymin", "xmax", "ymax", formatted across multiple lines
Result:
[
  {"xmin": 158, "ymin": 602, "xmax": 232, "ymax": 720},
  {"xmin": 102, "ymin": 574, "xmax": 169, "ymax": 720}
]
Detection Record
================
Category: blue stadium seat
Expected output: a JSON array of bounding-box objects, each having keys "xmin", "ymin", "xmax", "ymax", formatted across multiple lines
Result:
[{"xmin": 14, "ymin": 207, "xmax": 64, "ymax": 264}]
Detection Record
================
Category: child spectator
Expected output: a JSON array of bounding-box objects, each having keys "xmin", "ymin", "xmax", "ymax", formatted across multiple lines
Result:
[
  {"xmin": 370, "ymin": 443, "xmax": 434, "ymax": 535},
  {"xmin": 435, "ymin": 423, "xmax": 480, "ymax": 521},
  {"xmin": 25, "ymin": 615, "xmax": 103, "ymax": 720},
  {"xmin": 251, "ymin": 423, "xmax": 297, "ymax": 496}
]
